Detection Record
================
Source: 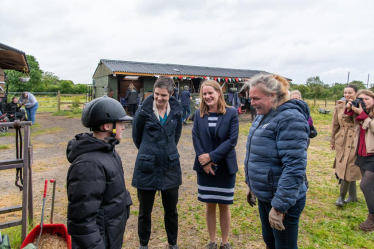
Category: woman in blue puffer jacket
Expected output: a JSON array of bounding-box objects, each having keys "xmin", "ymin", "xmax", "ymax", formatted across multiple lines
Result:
[{"xmin": 242, "ymin": 74, "xmax": 310, "ymax": 249}]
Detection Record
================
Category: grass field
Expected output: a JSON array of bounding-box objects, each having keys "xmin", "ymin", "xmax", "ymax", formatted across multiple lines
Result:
[{"xmin": 34, "ymin": 95, "xmax": 87, "ymax": 113}]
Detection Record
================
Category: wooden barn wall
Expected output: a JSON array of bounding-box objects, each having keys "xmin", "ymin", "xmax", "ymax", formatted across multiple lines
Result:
[
  {"xmin": 93, "ymin": 63, "xmax": 112, "ymax": 79},
  {"xmin": 93, "ymin": 75, "xmax": 109, "ymax": 98},
  {"xmin": 108, "ymin": 76, "xmax": 118, "ymax": 100}
]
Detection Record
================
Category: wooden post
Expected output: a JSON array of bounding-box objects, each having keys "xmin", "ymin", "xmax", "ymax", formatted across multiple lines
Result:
[
  {"xmin": 21, "ymin": 124, "xmax": 30, "ymax": 242},
  {"xmin": 325, "ymin": 98, "xmax": 327, "ymax": 107},
  {"xmin": 57, "ymin": 91, "xmax": 61, "ymax": 112},
  {"xmin": 314, "ymin": 98, "xmax": 316, "ymax": 107},
  {"xmin": 28, "ymin": 145, "xmax": 34, "ymax": 227}
]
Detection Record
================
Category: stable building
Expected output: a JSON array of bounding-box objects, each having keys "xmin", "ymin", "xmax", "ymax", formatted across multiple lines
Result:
[{"xmin": 92, "ymin": 59, "xmax": 281, "ymax": 100}]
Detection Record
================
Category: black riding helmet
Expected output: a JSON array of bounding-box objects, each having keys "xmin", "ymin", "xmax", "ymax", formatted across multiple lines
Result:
[{"xmin": 82, "ymin": 96, "xmax": 132, "ymax": 137}]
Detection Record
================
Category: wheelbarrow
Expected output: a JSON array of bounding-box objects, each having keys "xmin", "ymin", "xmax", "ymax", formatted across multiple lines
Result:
[{"xmin": 21, "ymin": 179, "xmax": 71, "ymax": 249}]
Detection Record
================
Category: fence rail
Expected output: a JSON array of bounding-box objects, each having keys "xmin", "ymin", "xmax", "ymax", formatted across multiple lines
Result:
[{"xmin": 304, "ymin": 98, "xmax": 337, "ymax": 110}]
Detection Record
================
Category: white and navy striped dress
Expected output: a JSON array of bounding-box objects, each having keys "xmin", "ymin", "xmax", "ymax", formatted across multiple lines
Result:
[{"xmin": 197, "ymin": 112, "xmax": 236, "ymax": 204}]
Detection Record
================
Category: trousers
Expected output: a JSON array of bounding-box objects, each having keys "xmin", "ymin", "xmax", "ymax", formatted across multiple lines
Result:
[
  {"xmin": 137, "ymin": 187, "xmax": 179, "ymax": 246},
  {"xmin": 26, "ymin": 102, "xmax": 38, "ymax": 125},
  {"xmin": 258, "ymin": 195, "xmax": 306, "ymax": 249}
]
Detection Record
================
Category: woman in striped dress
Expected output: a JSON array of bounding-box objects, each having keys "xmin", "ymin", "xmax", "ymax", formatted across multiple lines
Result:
[{"xmin": 192, "ymin": 80, "xmax": 239, "ymax": 249}]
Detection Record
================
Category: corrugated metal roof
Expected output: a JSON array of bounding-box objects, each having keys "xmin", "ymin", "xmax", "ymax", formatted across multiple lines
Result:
[{"xmin": 100, "ymin": 59, "xmax": 272, "ymax": 78}]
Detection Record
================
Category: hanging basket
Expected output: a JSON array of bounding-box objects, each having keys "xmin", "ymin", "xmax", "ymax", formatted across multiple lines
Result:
[{"xmin": 19, "ymin": 77, "xmax": 31, "ymax": 82}]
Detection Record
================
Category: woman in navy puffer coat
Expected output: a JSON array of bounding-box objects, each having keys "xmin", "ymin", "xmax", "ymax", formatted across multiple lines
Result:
[{"xmin": 242, "ymin": 74, "xmax": 310, "ymax": 249}]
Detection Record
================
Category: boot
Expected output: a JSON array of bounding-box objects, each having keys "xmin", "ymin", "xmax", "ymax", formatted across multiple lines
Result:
[
  {"xmin": 359, "ymin": 214, "xmax": 374, "ymax": 231},
  {"xmin": 335, "ymin": 180, "xmax": 350, "ymax": 207},
  {"xmin": 219, "ymin": 242, "xmax": 232, "ymax": 249},
  {"xmin": 206, "ymin": 242, "xmax": 218, "ymax": 249},
  {"xmin": 169, "ymin": 245, "xmax": 179, "ymax": 249},
  {"xmin": 139, "ymin": 246, "xmax": 148, "ymax": 249},
  {"xmin": 344, "ymin": 181, "xmax": 358, "ymax": 203}
]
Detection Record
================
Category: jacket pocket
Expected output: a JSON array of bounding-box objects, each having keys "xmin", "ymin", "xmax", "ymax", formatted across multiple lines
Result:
[
  {"xmin": 138, "ymin": 154, "xmax": 155, "ymax": 173},
  {"xmin": 167, "ymin": 153, "xmax": 180, "ymax": 171}
]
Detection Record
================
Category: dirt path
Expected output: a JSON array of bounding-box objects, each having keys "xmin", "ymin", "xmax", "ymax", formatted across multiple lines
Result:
[{"xmin": 0, "ymin": 113, "xmax": 252, "ymax": 248}]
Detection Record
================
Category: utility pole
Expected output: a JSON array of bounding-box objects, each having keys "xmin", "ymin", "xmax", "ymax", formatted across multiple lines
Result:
[
  {"xmin": 367, "ymin": 74, "xmax": 370, "ymax": 88},
  {"xmin": 347, "ymin": 72, "xmax": 350, "ymax": 84}
]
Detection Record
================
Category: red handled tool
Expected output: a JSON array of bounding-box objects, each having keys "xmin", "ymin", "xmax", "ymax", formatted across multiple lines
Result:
[
  {"xmin": 21, "ymin": 179, "xmax": 71, "ymax": 248},
  {"xmin": 36, "ymin": 179, "xmax": 48, "ymax": 247}
]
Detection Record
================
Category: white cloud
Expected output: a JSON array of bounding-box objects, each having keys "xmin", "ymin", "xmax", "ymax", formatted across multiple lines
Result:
[{"xmin": 1, "ymin": 0, "xmax": 373, "ymax": 86}]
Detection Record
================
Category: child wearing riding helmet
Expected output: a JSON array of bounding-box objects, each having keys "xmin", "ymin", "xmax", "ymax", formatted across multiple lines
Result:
[{"xmin": 66, "ymin": 96, "xmax": 133, "ymax": 248}]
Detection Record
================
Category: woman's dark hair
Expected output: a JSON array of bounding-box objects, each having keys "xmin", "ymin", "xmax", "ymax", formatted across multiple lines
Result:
[
  {"xmin": 154, "ymin": 76, "xmax": 174, "ymax": 94},
  {"xmin": 345, "ymin": 84, "xmax": 358, "ymax": 93},
  {"xmin": 12, "ymin": 96, "xmax": 17, "ymax": 101}
]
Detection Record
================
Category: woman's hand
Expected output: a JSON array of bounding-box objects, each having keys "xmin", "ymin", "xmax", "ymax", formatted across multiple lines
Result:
[
  {"xmin": 246, "ymin": 186, "xmax": 257, "ymax": 207},
  {"xmin": 352, "ymin": 103, "xmax": 364, "ymax": 115},
  {"xmin": 203, "ymin": 162, "xmax": 216, "ymax": 175},
  {"xmin": 346, "ymin": 99, "xmax": 352, "ymax": 112},
  {"xmin": 269, "ymin": 207, "xmax": 285, "ymax": 231},
  {"xmin": 198, "ymin": 153, "xmax": 211, "ymax": 166},
  {"xmin": 331, "ymin": 144, "xmax": 335, "ymax": 150}
]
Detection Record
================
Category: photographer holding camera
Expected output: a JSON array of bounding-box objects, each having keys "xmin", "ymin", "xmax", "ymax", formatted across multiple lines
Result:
[
  {"xmin": 345, "ymin": 89, "xmax": 374, "ymax": 232},
  {"xmin": 331, "ymin": 85, "xmax": 361, "ymax": 207}
]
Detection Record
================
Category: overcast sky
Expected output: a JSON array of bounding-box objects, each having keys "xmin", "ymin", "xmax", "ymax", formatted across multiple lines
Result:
[{"xmin": 1, "ymin": 0, "xmax": 373, "ymax": 86}]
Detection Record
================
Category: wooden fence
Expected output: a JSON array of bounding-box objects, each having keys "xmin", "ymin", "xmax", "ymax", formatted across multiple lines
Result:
[{"xmin": 56, "ymin": 91, "xmax": 89, "ymax": 112}]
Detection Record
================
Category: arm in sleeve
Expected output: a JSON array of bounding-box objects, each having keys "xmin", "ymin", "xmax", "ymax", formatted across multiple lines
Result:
[
  {"xmin": 25, "ymin": 94, "xmax": 37, "ymax": 108},
  {"xmin": 342, "ymin": 107, "xmax": 356, "ymax": 123},
  {"xmin": 271, "ymin": 115, "xmax": 309, "ymax": 213},
  {"xmin": 125, "ymin": 89, "xmax": 130, "ymax": 100},
  {"xmin": 132, "ymin": 111, "xmax": 146, "ymax": 149},
  {"xmin": 174, "ymin": 112, "xmax": 182, "ymax": 145},
  {"xmin": 67, "ymin": 162, "xmax": 106, "ymax": 249},
  {"xmin": 244, "ymin": 135, "xmax": 251, "ymax": 185},
  {"xmin": 192, "ymin": 110, "xmax": 205, "ymax": 157},
  {"xmin": 331, "ymin": 106, "xmax": 340, "ymax": 146},
  {"xmin": 362, "ymin": 115, "xmax": 374, "ymax": 133},
  {"xmin": 209, "ymin": 110, "xmax": 239, "ymax": 163}
]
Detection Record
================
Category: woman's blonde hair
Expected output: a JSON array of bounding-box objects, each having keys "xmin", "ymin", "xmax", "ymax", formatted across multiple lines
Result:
[
  {"xmin": 290, "ymin": 90, "xmax": 302, "ymax": 100},
  {"xmin": 248, "ymin": 74, "xmax": 290, "ymax": 109},
  {"xmin": 129, "ymin": 83, "xmax": 136, "ymax": 90},
  {"xmin": 356, "ymin": 89, "xmax": 374, "ymax": 118},
  {"xmin": 199, "ymin": 80, "xmax": 228, "ymax": 117}
]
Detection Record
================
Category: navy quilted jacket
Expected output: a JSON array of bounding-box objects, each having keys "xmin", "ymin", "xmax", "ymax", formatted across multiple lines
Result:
[{"xmin": 244, "ymin": 99, "xmax": 310, "ymax": 213}]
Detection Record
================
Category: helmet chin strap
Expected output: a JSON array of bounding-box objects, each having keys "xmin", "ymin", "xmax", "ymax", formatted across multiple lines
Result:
[{"xmin": 104, "ymin": 122, "xmax": 117, "ymax": 141}]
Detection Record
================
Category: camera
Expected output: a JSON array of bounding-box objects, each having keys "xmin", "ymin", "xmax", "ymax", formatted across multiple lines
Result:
[{"xmin": 351, "ymin": 98, "xmax": 366, "ymax": 110}]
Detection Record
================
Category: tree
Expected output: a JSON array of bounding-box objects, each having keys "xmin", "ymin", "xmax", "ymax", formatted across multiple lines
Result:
[
  {"xmin": 297, "ymin": 85, "xmax": 311, "ymax": 99},
  {"xmin": 33, "ymin": 71, "xmax": 60, "ymax": 92},
  {"xmin": 349, "ymin": 80, "xmax": 366, "ymax": 90},
  {"xmin": 59, "ymin": 80, "xmax": 74, "ymax": 93},
  {"xmin": 328, "ymin": 83, "xmax": 345, "ymax": 99},
  {"xmin": 306, "ymin": 76, "xmax": 324, "ymax": 86},
  {"xmin": 73, "ymin": 84, "xmax": 87, "ymax": 94},
  {"xmin": 5, "ymin": 54, "xmax": 43, "ymax": 92}
]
